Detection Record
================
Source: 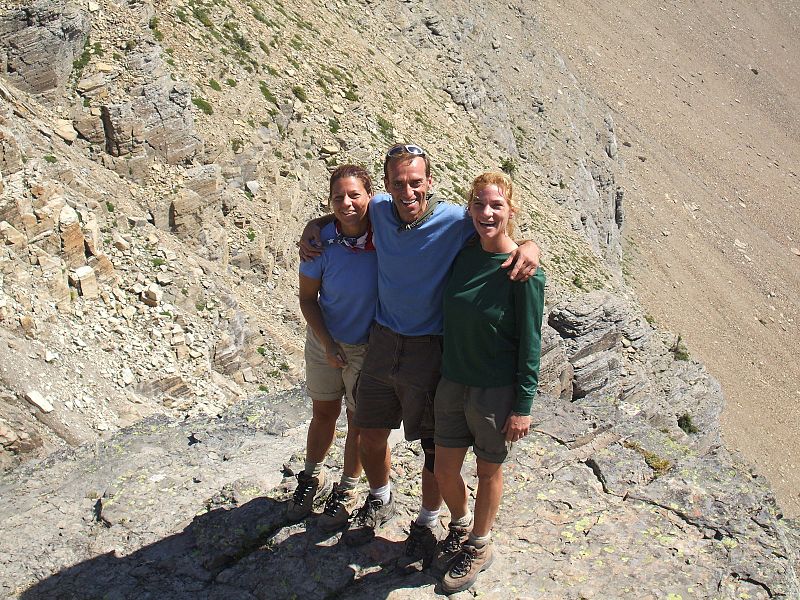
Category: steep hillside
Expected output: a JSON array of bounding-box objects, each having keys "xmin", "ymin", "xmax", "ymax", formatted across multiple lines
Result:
[
  {"xmin": 0, "ymin": 0, "xmax": 798, "ymax": 597},
  {"xmin": 535, "ymin": 0, "xmax": 800, "ymax": 517},
  {"xmin": 0, "ymin": 0, "xmax": 621, "ymax": 472}
]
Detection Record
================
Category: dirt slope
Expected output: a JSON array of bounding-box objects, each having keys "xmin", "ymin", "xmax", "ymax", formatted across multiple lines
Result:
[{"xmin": 537, "ymin": 0, "xmax": 800, "ymax": 515}]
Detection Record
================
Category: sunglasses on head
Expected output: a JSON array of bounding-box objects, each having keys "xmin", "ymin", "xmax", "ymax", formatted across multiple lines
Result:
[{"xmin": 385, "ymin": 144, "xmax": 426, "ymax": 158}]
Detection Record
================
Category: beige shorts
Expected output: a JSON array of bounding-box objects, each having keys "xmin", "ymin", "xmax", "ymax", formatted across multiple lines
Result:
[
  {"xmin": 304, "ymin": 328, "xmax": 367, "ymax": 412},
  {"xmin": 434, "ymin": 377, "xmax": 515, "ymax": 464}
]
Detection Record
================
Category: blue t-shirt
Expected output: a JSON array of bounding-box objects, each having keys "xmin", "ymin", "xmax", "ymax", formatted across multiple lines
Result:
[
  {"xmin": 299, "ymin": 222, "xmax": 378, "ymax": 345},
  {"xmin": 370, "ymin": 193, "xmax": 475, "ymax": 336}
]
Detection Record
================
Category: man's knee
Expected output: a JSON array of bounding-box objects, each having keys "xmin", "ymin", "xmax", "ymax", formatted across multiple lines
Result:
[
  {"xmin": 421, "ymin": 437, "xmax": 436, "ymax": 473},
  {"xmin": 360, "ymin": 428, "xmax": 390, "ymax": 450}
]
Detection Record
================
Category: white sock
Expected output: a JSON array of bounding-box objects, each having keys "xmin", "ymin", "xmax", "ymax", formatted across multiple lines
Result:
[
  {"xmin": 303, "ymin": 461, "xmax": 323, "ymax": 478},
  {"xmin": 339, "ymin": 475, "xmax": 360, "ymax": 491},
  {"xmin": 369, "ymin": 482, "xmax": 391, "ymax": 505},
  {"xmin": 468, "ymin": 532, "xmax": 491, "ymax": 548},
  {"xmin": 451, "ymin": 509, "xmax": 473, "ymax": 528},
  {"xmin": 415, "ymin": 506, "xmax": 441, "ymax": 528}
]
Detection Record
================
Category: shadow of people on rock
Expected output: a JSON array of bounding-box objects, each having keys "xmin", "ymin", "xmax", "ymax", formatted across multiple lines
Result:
[{"xmin": 20, "ymin": 494, "xmax": 438, "ymax": 600}]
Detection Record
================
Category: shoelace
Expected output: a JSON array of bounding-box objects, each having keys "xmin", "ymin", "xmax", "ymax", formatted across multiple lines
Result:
[
  {"xmin": 450, "ymin": 546, "xmax": 477, "ymax": 577},
  {"xmin": 442, "ymin": 529, "xmax": 464, "ymax": 553},
  {"xmin": 292, "ymin": 477, "xmax": 314, "ymax": 504},
  {"xmin": 354, "ymin": 497, "xmax": 381, "ymax": 525},
  {"xmin": 323, "ymin": 489, "xmax": 347, "ymax": 516}
]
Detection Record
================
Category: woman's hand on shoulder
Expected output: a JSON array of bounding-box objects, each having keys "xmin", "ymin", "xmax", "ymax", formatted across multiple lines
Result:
[
  {"xmin": 501, "ymin": 240, "xmax": 541, "ymax": 281},
  {"xmin": 501, "ymin": 413, "xmax": 531, "ymax": 442}
]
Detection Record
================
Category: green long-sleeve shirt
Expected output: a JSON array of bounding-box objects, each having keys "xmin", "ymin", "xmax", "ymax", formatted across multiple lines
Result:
[{"xmin": 441, "ymin": 242, "xmax": 546, "ymax": 415}]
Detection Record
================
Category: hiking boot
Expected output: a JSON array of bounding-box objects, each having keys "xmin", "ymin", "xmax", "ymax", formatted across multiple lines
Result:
[
  {"xmin": 286, "ymin": 471, "xmax": 332, "ymax": 522},
  {"xmin": 441, "ymin": 541, "xmax": 495, "ymax": 595},
  {"xmin": 397, "ymin": 521, "xmax": 442, "ymax": 572},
  {"xmin": 432, "ymin": 522, "xmax": 472, "ymax": 574},
  {"xmin": 318, "ymin": 484, "xmax": 360, "ymax": 531},
  {"xmin": 343, "ymin": 493, "xmax": 395, "ymax": 546}
]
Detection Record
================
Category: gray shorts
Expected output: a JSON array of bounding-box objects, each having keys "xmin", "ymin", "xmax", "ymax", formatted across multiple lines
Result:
[
  {"xmin": 433, "ymin": 377, "xmax": 515, "ymax": 464},
  {"xmin": 304, "ymin": 328, "xmax": 367, "ymax": 412},
  {"xmin": 354, "ymin": 323, "xmax": 442, "ymax": 441}
]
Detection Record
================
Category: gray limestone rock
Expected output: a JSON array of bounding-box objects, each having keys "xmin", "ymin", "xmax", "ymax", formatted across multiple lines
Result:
[{"xmin": 0, "ymin": 1, "xmax": 90, "ymax": 94}]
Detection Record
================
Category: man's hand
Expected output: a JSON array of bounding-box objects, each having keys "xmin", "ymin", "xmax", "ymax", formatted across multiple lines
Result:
[
  {"xmin": 501, "ymin": 413, "xmax": 531, "ymax": 442},
  {"xmin": 325, "ymin": 342, "xmax": 347, "ymax": 369},
  {"xmin": 299, "ymin": 221, "xmax": 323, "ymax": 262},
  {"xmin": 502, "ymin": 240, "xmax": 540, "ymax": 281}
]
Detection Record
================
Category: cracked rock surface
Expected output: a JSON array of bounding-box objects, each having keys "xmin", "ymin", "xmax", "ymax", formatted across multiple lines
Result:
[{"xmin": 2, "ymin": 294, "xmax": 797, "ymax": 599}]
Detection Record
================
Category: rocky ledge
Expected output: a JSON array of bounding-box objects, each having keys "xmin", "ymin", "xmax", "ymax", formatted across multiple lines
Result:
[{"xmin": 1, "ymin": 292, "xmax": 797, "ymax": 599}]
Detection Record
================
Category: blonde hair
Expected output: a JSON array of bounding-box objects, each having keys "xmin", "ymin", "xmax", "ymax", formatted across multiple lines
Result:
[{"xmin": 468, "ymin": 171, "xmax": 518, "ymax": 236}]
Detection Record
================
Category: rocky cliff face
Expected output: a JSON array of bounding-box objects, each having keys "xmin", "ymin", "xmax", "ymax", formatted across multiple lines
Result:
[{"xmin": 0, "ymin": 0, "xmax": 797, "ymax": 598}]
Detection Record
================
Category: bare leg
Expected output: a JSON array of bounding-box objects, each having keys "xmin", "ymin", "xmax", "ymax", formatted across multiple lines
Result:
[
  {"xmin": 421, "ymin": 454, "xmax": 443, "ymax": 511},
  {"xmin": 306, "ymin": 399, "xmax": 342, "ymax": 464},
  {"xmin": 342, "ymin": 408, "xmax": 362, "ymax": 479},
  {"xmin": 359, "ymin": 427, "xmax": 391, "ymax": 488},
  {"xmin": 434, "ymin": 445, "xmax": 470, "ymax": 520},
  {"xmin": 473, "ymin": 458, "xmax": 503, "ymax": 537}
]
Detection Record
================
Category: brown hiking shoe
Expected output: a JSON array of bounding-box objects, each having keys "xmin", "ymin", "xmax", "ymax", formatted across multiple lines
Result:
[
  {"xmin": 286, "ymin": 471, "xmax": 332, "ymax": 522},
  {"xmin": 397, "ymin": 521, "xmax": 442, "ymax": 572},
  {"xmin": 432, "ymin": 522, "xmax": 472, "ymax": 574},
  {"xmin": 317, "ymin": 484, "xmax": 360, "ymax": 531},
  {"xmin": 343, "ymin": 493, "xmax": 395, "ymax": 546},
  {"xmin": 441, "ymin": 541, "xmax": 495, "ymax": 594}
]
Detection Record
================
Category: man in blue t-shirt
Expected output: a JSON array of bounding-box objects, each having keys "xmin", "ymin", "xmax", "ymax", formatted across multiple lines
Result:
[{"xmin": 300, "ymin": 144, "xmax": 540, "ymax": 565}]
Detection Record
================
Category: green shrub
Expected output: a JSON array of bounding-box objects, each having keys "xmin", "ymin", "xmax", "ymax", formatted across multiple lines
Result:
[
  {"xmin": 259, "ymin": 80, "xmax": 278, "ymax": 105},
  {"xmin": 376, "ymin": 115, "xmax": 393, "ymax": 138},
  {"xmin": 678, "ymin": 413, "xmax": 699, "ymax": 435},
  {"xmin": 192, "ymin": 97, "xmax": 213, "ymax": 115},
  {"xmin": 225, "ymin": 78, "xmax": 237, "ymax": 87},
  {"xmin": 500, "ymin": 157, "xmax": 516, "ymax": 176},
  {"xmin": 43, "ymin": 154, "xmax": 57, "ymax": 163},
  {"xmin": 105, "ymin": 201, "xmax": 115, "ymax": 213},
  {"xmin": 209, "ymin": 79, "xmax": 222, "ymax": 91},
  {"xmin": 291, "ymin": 85, "xmax": 307, "ymax": 102},
  {"xmin": 328, "ymin": 117, "xmax": 340, "ymax": 134}
]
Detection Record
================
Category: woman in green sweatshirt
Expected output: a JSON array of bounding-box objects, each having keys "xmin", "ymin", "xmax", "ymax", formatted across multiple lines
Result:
[{"xmin": 432, "ymin": 171, "xmax": 545, "ymax": 594}]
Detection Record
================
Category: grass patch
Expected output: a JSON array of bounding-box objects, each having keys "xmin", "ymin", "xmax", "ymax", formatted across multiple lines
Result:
[
  {"xmin": 328, "ymin": 117, "xmax": 340, "ymax": 134},
  {"xmin": 291, "ymin": 85, "xmax": 307, "ymax": 102},
  {"xmin": 209, "ymin": 79, "xmax": 222, "ymax": 91},
  {"xmin": 231, "ymin": 138, "xmax": 243, "ymax": 153},
  {"xmin": 225, "ymin": 78, "xmax": 237, "ymax": 87},
  {"xmin": 376, "ymin": 115, "xmax": 393, "ymax": 138},
  {"xmin": 193, "ymin": 7, "xmax": 213, "ymax": 28},
  {"xmin": 500, "ymin": 157, "xmax": 516, "ymax": 177},
  {"xmin": 192, "ymin": 97, "xmax": 213, "ymax": 115},
  {"xmin": 623, "ymin": 441, "xmax": 673, "ymax": 477},
  {"xmin": 259, "ymin": 80, "xmax": 278, "ymax": 105},
  {"xmin": 43, "ymin": 154, "xmax": 57, "ymax": 163},
  {"xmin": 152, "ymin": 258, "xmax": 166, "ymax": 267},
  {"xmin": 149, "ymin": 16, "xmax": 164, "ymax": 41},
  {"xmin": 671, "ymin": 334, "xmax": 690, "ymax": 361},
  {"xmin": 678, "ymin": 413, "xmax": 699, "ymax": 435}
]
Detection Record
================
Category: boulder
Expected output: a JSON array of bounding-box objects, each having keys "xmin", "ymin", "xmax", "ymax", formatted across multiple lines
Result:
[{"xmin": 0, "ymin": 1, "xmax": 90, "ymax": 93}]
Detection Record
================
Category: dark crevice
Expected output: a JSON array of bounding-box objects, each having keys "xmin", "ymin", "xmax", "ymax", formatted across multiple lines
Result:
[{"xmin": 583, "ymin": 458, "xmax": 611, "ymax": 494}]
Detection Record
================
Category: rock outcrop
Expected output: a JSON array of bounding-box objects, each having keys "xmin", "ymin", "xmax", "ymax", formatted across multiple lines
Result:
[
  {"xmin": 0, "ymin": 1, "xmax": 90, "ymax": 94},
  {"xmin": 2, "ymin": 293, "xmax": 797, "ymax": 599}
]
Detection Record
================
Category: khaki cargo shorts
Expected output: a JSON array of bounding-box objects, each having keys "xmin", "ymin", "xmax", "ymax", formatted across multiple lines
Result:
[{"xmin": 304, "ymin": 328, "xmax": 367, "ymax": 412}]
